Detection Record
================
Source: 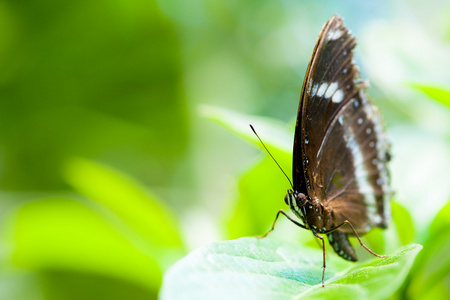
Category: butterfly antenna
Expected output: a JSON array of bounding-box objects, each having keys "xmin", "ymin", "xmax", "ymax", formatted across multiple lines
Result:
[{"xmin": 249, "ymin": 124, "xmax": 294, "ymax": 190}]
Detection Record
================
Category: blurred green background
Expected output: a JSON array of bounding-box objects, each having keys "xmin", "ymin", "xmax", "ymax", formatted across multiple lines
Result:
[{"xmin": 0, "ymin": 0, "xmax": 449, "ymax": 299}]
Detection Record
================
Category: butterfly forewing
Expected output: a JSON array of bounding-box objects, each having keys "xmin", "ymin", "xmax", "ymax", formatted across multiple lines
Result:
[
  {"xmin": 293, "ymin": 16, "xmax": 356, "ymax": 193},
  {"xmin": 293, "ymin": 18, "xmax": 334, "ymax": 193}
]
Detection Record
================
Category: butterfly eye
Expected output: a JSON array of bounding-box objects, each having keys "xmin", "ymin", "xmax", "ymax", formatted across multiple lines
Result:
[{"xmin": 284, "ymin": 194, "xmax": 290, "ymax": 205}]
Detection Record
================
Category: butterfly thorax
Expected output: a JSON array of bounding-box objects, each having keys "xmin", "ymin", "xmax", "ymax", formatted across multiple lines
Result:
[{"xmin": 285, "ymin": 191, "xmax": 335, "ymax": 233}]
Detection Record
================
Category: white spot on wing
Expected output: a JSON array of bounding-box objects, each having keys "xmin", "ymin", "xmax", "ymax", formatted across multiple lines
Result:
[
  {"xmin": 327, "ymin": 29, "xmax": 343, "ymax": 40},
  {"xmin": 310, "ymin": 83, "xmax": 319, "ymax": 96},
  {"xmin": 372, "ymin": 214, "xmax": 382, "ymax": 224},
  {"xmin": 317, "ymin": 82, "xmax": 328, "ymax": 97},
  {"xmin": 332, "ymin": 89, "xmax": 344, "ymax": 103},
  {"xmin": 325, "ymin": 82, "xmax": 338, "ymax": 98}
]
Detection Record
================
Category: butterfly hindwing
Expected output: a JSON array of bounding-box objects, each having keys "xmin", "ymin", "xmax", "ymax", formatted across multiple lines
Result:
[{"xmin": 317, "ymin": 90, "xmax": 391, "ymax": 234}]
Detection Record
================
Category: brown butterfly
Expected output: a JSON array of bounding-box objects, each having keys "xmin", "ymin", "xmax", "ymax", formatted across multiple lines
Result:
[{"xmin": 255, "ymin": 14, "xmax": 392, "ymax": 287}]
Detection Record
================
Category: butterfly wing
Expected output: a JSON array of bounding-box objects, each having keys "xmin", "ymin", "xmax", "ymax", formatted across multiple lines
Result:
[
  {"xmin": 297, "ymin": 15, "xmax": 391, "ymax": 234},
  {"xmin": 318, "ymin": 89, "xmax": 391, "ymax": 234},
  {"xmin": 292, "ymin": 16, "xmax": 336, "ymax": 194}
]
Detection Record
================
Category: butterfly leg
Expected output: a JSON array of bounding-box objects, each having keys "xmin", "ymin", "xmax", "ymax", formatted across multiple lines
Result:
[
  {"xmin": 325, "ymin": 220, "xmax": 387, "ymax": 258},
  {"xmin": 312, "ymin": 230, "xmax": 326, "ymax": 287},
  {"xmin": 257, "ymin": 209, "xmax": 306, "ymax": 238}
]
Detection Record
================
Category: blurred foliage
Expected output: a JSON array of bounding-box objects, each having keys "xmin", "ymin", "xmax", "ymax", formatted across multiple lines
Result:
[
  {"xmin": 0, "ymin": 0, "xmax": 188, "ymax": 190},
  {"xmin": 409, "ymin": 84, "xmax": 450, "ymax": 111},
  {"xmin": 0, "ymin": 0, "xmax": 449, "ymax": 299},
  {"xmin": 404, "ymin": 201, "xmax": 450, "ymax": 299},
  {"xmin": 2, "ymin": 158, "xmax": 185, "ymax": 299}
]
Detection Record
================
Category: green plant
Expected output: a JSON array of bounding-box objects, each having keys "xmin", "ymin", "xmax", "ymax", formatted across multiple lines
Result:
[{"xmin": 160, "ymin": 238, "xmax": 421, "ymax": 300}]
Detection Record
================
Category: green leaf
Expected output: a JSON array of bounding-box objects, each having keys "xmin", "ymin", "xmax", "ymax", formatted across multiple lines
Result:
[
  {"xmin": 3, "ymin": 158, "xmax": 188, "ymax": 297},
  {"xmin": 200, "ymin": 105, "xmax": 296, "ymax": 238},
  {"xmin": 160, "ymin": 237, "xmax": 422, "ymax": 300},
  {"xmin": 7, "ymin": 197, "xmax": 162, "ymax": 292},
  {"xmin": 63, "ymin": 157, "xmax": 184, "ymax": 270},
  {"xmin": 226, "ymin": 155, "xmax": 293, "ymax": 239},
  {"xmin": 199, "ymin": 104, "xmax": 293, "ymax": 152},
  {"xmin": 405, "ymin": 200, "xmax": 450, "ymax": 299},
  {"xmin": 409, "ymin": 83, "xmax": 450, "ymax": 109},
  {"xmin": 391, "ymin": 201, "xmax": 415, "ymax": 246},
  {"xmin": 0, "ymin": 158, "xmax": 187, "ymax": 298}
]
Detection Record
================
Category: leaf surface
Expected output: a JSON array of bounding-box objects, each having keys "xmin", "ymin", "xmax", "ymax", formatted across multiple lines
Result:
[{"xmin": 160, "ymin": 237, "xmax": 422, "ymax": 300}]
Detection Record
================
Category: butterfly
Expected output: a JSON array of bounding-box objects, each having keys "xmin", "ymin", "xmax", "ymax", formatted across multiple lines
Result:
[{"xmin": 256, "ymin": 14, "xmax": 392, "ymax": 287}]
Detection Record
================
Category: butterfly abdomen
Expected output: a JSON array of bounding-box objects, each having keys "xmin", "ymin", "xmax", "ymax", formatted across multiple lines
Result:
[{"xmin": 327, "ymin": 231, "xmax": 358, "ymax": 262}]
